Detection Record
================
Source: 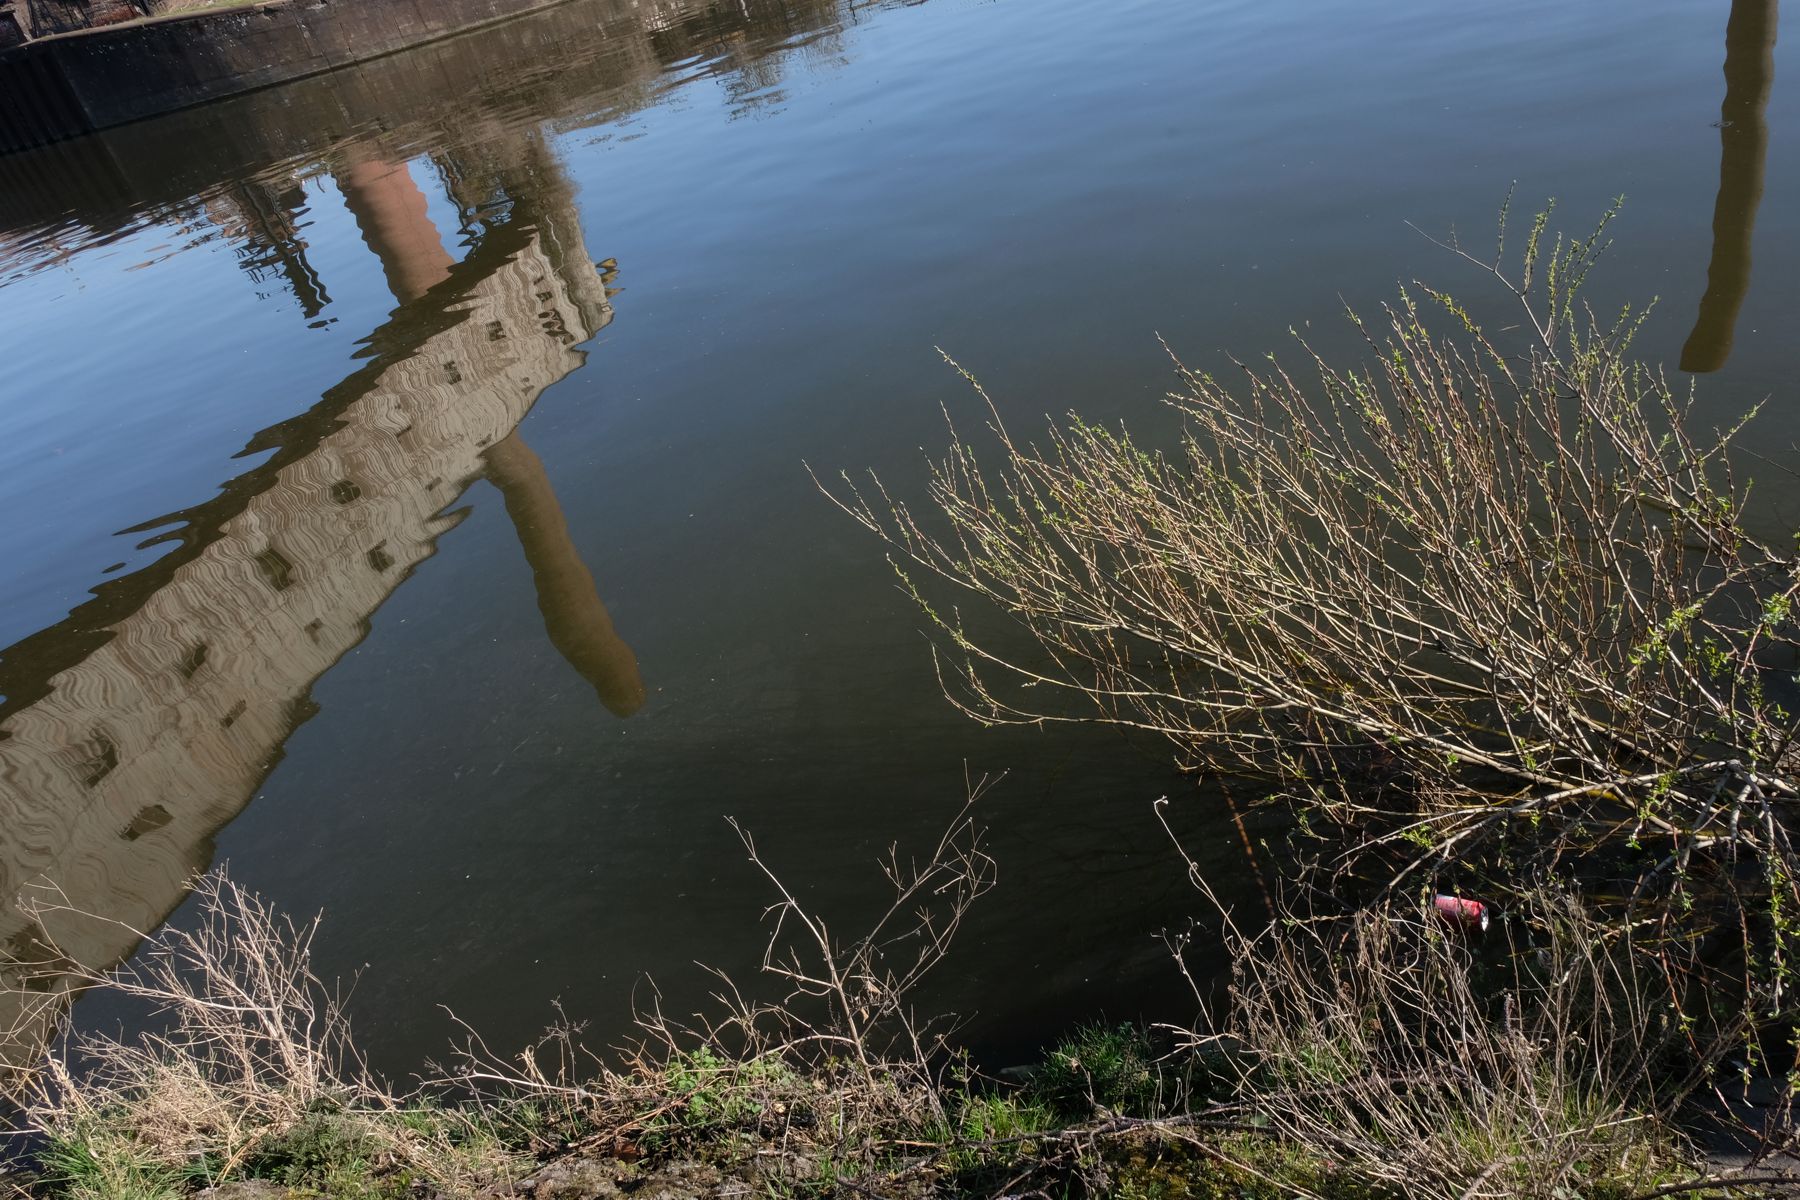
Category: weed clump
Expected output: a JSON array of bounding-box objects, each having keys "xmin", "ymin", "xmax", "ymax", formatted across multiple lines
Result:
[
  {"xmin": 1031, "ymin": 1024, "xmax": 1165, "ymax": 1119},
  {"xmin": 824, "ymin": 199, "xmax": 1800, "ymax": 1190},
  {"xmin": 0, "ymin": 860, "xmax": 1748, "ymax": 1200}
]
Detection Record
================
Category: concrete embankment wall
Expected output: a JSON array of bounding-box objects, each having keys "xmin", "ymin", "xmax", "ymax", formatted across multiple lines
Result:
[{"xmin": 0, "ymin": 0, "xmax": 574, "ymax": 153}]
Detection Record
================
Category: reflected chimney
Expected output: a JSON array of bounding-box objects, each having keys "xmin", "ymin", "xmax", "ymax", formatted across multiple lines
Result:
[
  {"xmin": 335, "ymin": 155, "xmax": 456, "ymax": 306},
  {"xmin": 482, "ymin": 434, "xmax": 646, "ymax": 717}
]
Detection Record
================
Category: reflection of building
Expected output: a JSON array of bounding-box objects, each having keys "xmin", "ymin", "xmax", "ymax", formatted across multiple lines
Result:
[
  {"xmin": 202, "ymin": 178, "xmax": 329, "ymax": 318},
  {"xmin": 0, "ymin": 145, "xmax": 637, "ymax": 1061},
  {"xmin": 0, "ymin": 0, "xmax": 883, "ymax": 1070}
]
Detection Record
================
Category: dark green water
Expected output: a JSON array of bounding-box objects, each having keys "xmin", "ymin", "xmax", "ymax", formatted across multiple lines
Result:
[{"xmin": 0, "ymin": 0, "xmax": 1792, "ymax": 1074}]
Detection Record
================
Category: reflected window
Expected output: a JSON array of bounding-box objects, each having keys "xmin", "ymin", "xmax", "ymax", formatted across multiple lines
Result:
[
  {"xmin": 121, "ymin": 804, "xmax": 173, "ymax": 841},
  {"xmin": 255, "ymin": 547, "xmax": 296, "ymax": 591}
]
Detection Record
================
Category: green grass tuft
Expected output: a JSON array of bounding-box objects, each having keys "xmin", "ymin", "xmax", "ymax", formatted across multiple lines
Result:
[{"xmin": 1031, "ymin": 1023, "xmax": 1166, "ymax": 1119}]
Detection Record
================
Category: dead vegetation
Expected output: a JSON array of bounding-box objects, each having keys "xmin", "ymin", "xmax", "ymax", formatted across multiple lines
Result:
[
  {"xmin": 815, "ymin": 199, "xmax": 1800, "ymax": 1190},
  {"xmin": 11, "ymin": 203, "xmax": 1800, "ymax": 1198},
  {"xmin": 1167, "ymin": 860, "xmax": 1735, "ymax": 1198},
  {"xmin": 5, "ymin": 875, "xmax": 520, "ymax": 1199},
  {"xmin": 0, "ymin": 792, "xmax": 1022, "ymax": 1199},
  {"xmin": 2, "ymin": 788, "xmax": 1785, "ymax": 1199}
]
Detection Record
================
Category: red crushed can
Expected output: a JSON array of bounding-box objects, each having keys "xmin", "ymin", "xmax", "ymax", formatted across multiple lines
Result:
[{"xmin": 1432, "ymin": 894, "xmax": 1490, "ymax": 931}]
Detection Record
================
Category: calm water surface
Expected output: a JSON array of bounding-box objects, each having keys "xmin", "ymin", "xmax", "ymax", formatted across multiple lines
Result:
[{"xmin": 0, "ymin": 0, "xmax": 1794, "ymax": 1072}]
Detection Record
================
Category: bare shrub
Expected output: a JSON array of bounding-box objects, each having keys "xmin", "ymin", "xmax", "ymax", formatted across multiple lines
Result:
[
  {"xmin": 821, "ymin": 200, "xmax": 1800, "ymax": 1123},
  {"xmin": 827, "ymin": 199, "xmax": 1800, "ymax": 802}
]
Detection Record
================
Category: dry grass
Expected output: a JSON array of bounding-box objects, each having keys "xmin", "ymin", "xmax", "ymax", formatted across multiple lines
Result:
[
  {"xmin": 0, "ymin": 814, "xmax": 1784, "ymax": 1199},
  {"xmin": 6, "ymin": 876, "xmax": 521, "ymax": 1197},
  {"xmin": 427, "ymin": 784, "xmax": 998, "ymax": 1144},
  {"xmin": 0, "ymin": 793, "xmax": 1001, "ymax": 1198},
  {"xmin": 1183, "ymin": 882, "xmax": 1702, "ymax": 1198}
]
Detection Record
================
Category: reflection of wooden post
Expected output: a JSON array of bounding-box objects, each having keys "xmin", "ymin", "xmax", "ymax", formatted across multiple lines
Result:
[
  {"xmin": 1680, "ymin": 0, "xmax": 1778, "ymax": 374},
  {"xmin": 335, "ymin": 157, "xmax": 456, "ymax": 305},
  {"xmin": 483, "ymin": 435, "xmax": 645, "ymax": 717}
]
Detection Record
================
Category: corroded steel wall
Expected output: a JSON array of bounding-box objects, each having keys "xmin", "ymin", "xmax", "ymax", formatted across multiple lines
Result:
[{"xmin": 0, "ymin": 0, "xmax": 579, "ymax": 151}]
